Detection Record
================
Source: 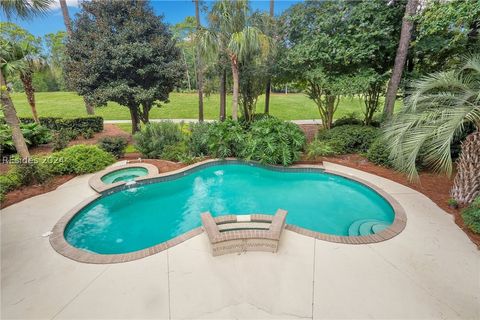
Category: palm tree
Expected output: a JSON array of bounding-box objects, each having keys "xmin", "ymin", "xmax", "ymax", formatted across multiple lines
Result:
[
  {"xmin": 1, "ymin": 40, "xmax": 30, "ymax": 159},
  {"xmin": 194, "ymin": 0, "xmax": 204, "ymax": 122},
  {"xmin": 1, "ymin": 0, "xmax": 52, "ymax": 19},
  {"xmin": 384, "ymin": 55, "xmax": 480, "ymax": 205},
  {"xmin": 383, "ymin": 0, "xmax": 418, "ymax": 118},
  {"xmin": 264, "ymin": 0, "xmax": 274, "ymax": 115},
  {"xmin": 18, "ymin": 42, "xmax": 47, "ymax": 123},
  {"xmin": 1, "ymin": 0, "xmax": 53, "ymax": 159},
  {"xmin": 199, "ymin": 0, "xmax": 269, "ymax": 120}
]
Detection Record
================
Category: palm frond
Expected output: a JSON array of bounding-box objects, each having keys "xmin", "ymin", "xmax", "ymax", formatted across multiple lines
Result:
[{"xmin": 1, "ymin": 0, "xmax": 53, "ymax": 19}]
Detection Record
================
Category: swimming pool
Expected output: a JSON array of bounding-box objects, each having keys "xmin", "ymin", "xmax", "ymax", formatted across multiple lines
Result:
[{"xmin": 64, "ymin": 162, "xmax": 397, "ymax": 255}]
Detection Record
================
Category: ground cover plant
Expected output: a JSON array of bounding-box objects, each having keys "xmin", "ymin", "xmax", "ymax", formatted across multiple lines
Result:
[{"xmin": 462, "ymin": 197, "xmax": 480, "ymax": 234}]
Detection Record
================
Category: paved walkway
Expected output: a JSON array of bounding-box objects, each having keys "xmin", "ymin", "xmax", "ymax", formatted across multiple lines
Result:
[
  {"xmin": 104, "ymin": 119, "xmax": 323, "ymax": 125},
  {"xmin": 1, "ymin": 162, "xmax": 479, "ymax": 319}
]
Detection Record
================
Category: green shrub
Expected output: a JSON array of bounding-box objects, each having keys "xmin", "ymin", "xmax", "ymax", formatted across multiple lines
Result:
[
  {"xmin": 207, "ymin": 119, "xmax": 247, "ymax": 158},
  {"xmin": 48, "ymin": 145, "xmax": 115, "ymax": 174},
  {"xmin": 317, "ymin": 125, "xmax": 379, "ymax": 154},
  {"xmin": 332, "ymin": 115, "xmax": 363, "ymax": 127},
  {"xmin": 52, "ymin": 132, "xmax": 71, "ymax": 151},
  {"xmin": 134, "ymin": 121, "xmax": 183, "ymax": 159},
  {"xmin": 162, "ymin": 141, "xmax": 197, "ymax": 164},
  {"xmin": 19, "ymin": 116, "xmax": 104, "ymax": 133},
  {"xmin": 242, "ymin": 118, "xmax": 306, "ymax": 166},
  {"xmin": 188, "ymin": 122, "xmax": 211, "ymax": 157},
  {"xmin": 306, "ymin": 140, "xmax": 337, "ymax": 159},
  {"xmin": 0, "ymin": 123, "xmax": 52, "ymax": 155},
  {"xmin": 0, "ymin": 169, "xmax": 22, "ymax": 202},
  {"xmin": 98, "ymin": 136, "xmax": 128, "ymax": 158},
  {"xmin": 13, "ymin": 161, "xmax": 52, "ymax": 185},
  {"xmin": 367, "ymin": 137, "xmax": 393, "ymax": 167},
  {"xmin": 81, "ymin": 128, "xmax": 95, "ymax": 139},
  {"xmin": 462, "ymin": 197, "xmax": 480, "ymax": 234}
]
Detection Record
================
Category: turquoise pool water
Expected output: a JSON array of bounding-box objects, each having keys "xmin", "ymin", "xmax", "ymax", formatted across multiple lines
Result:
[
  {"xmin": 65, "ymin": 163, "xmax": 394, "ymax": 254},
  {"xmin": 101, "ymin": 167, "xmax": 148, "ymax": 184}
]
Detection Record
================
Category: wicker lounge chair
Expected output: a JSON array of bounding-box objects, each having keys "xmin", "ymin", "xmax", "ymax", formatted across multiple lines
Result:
[{"xmin": 200, "ymin": 209, "xmax": 287, "ymax": 256}]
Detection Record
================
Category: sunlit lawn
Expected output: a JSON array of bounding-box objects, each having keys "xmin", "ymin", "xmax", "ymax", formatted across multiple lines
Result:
[{"xmin": 10, "ymin": 91, "xmax": 401, "ymax": 121}]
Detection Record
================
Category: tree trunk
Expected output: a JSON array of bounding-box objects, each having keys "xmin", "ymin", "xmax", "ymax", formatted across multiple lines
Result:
[
  {"xmin": 194, "ymin": 0, "xmax": 204, "ymax": 122},
  {"xmin": 264, "ymin": 0, "xmax": 274, "ymax": 114},
  {"xmin": 383, "ymin": 0, "xmax": 418, "ymax": 118},
  {"xmin": 129, "ymin": 107, "xmax": 141, "ymax": 134},
  {"xmin": 59, "ymin": 0, "xmax": 73, "ymax": 37},
  {"xmin": 20, "ymin": 72, "xmax": 39, "ymax": 123},
  {"xmin": 220, "ymin": 68, "xmax": 226, "ymax": 121},
  {"xmin": 451, "ymin": 130, "xmax": 480, "ymax": 205},
  {"xmin": 1, "ymin": 70, "xmax": 30, "ymax": 159},
  {"xmin": 83, "ymin": 96, "xmax": 95, "ymax": 115},
  {"xmin": 231, "ymin": 58, "xmax": 239, "ymax": 121},
  {"xmin": 265, "ymin": 80, "xmax": 271, "ymax": 115}
]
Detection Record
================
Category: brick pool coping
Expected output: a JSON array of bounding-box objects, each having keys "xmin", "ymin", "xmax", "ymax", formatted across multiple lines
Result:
[
  {"xmin": 88, "ymin": 163, "xmax": 159, "ymax": 193},
  {"xmin": 50, "ymin": 159, "xmax": 406, "ymax": 264}
]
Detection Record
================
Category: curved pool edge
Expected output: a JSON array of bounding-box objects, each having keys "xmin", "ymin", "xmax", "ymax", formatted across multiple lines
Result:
[
  {"xmin": 50, "ymin": 159, "xmax": 407, "ymax": 264},
  {"xmin": 88, "ymin": 163, "xmax": 159, "ymax": 193}
]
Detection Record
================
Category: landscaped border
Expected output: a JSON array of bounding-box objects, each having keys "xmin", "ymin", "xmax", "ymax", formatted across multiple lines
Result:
[
  {"xmin": 88, "ymin": 163, "xmax": 159, "ymax": 193},
  {"xmin": 50, "ymin": 159, "xmax": 406, "ymax": 264}
]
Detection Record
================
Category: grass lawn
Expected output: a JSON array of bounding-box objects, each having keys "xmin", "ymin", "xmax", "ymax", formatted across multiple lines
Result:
[{"xmin": 10, "ymin": 91, "xmax": 401, "ymax": 121}]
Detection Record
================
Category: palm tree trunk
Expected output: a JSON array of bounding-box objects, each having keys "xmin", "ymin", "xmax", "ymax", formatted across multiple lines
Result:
[
  {"xmin": 451, "ymin": 131, "xmax": 480, "ymax": 205},
  {"xmin": 194, "ymin": 0, "xmax": 204, "ymax": 122},
  {"xmin": 20, "ymin": 72, "xmax": 39, "ymax": 123},
  {"xmin": 231, "ymin": 58, "xmax": 239, "ymax": 121},
  {"xmin": 220, "ymin": 68, "xmax": 226, "ymax": 121},
  {"xmin": 383, "ymin": 0, "xmax": 418, "ymax": 118},
  {"xmin": 59, "ymin": 0, "xmax": 73, "ymax": 37},
  {"xmin": 1, "ymin": 70, "xmax": 30, "ymax": 159},
  {"xmin": 264, "ymin": 0, "xmax": 274, "ymax": 114}
]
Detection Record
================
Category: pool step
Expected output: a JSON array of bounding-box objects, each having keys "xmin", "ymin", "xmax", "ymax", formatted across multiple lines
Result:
[{"xmin": 348, "ymin": 219, "xmax": 389, "ymax": 236}]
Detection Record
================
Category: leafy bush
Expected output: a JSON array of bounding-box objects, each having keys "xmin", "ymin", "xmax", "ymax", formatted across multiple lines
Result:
[
  {"xmin": 332, "ymin": 115, "xmax": 363, "ymax": 127},
  {"xmin": 207, "ymin": 119, "xmax": 247, "ymax": 158},
  {"xmin": 52, "ymin": 131, "xmax": 71, "ymax": 152},
  {"xmin": 317, "ymin": 125, "xmax": 379, "ymax": 154},
  {"xmin": 134, "ymin": 121, "xmax": 183, "ymax": 159},
  {"xmin": 0, "ymin": 169, "xmax": 22, "ymax": 203},
  {"xmin": 306, "ymin": 140, "xmax": 337, "ymax": 159},
  {"xmin": 98, "ymin": 136, "xmax": 128, "ymax": 158},
  {"xmin": 188, "ymin": 122, "xmax": 211, "ymax": 156},
  {"xmin": 13, "ymin": 161, "xmax": 52, "ymax": 186},
  {"xmin": 0, "ymin": 123, "xmax": 52, "ymax": 155},
  {"xmin": 19, "ymin": 116, "xmax": 104, "ymax": 133},
  {"xmin": 48, "ymin": 145, "xmax": 115, "ymax": 174},
  {"xmin": 367, "ymin": 137, "xmax": 393, "ymax": 167},
  {"xmin": 162, "ymin": 141, "xmax": 197, "ymax": 164},
  {"xmin": 81, "ymin": 128, "xmax": 95, "ymax": 139},
  {"xmin": 242, "ymin": 118, "xmax": 306, "ymax": 166},
  {"xmin": 462, "ymin": 197, "xmax": 480, "ymax": 234}
]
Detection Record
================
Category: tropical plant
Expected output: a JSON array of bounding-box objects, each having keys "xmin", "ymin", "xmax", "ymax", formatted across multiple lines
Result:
[
  {"xmin": 0, "ymin": 0, "xmax": 53, "ymax": 19},
  {"xmin": 207, "ymin": 119, "xmax": 246, "ymax": 157},
  {"xmin": 194, "ymin": 0, "xmax": 204, "ymax": 122},
  {"xmin": 198, "ymin": 0, "xmax": 270, "ymax": 120},
  {"xmin": 65, "ymin": 0, "xmax": 184, "ymax": 133},
  {"xmin": 188, "ymin": 122, "xmax": 211, "ymax": 157},
  {"xmin": 384, "ymin": 55, "xmax": 480, "ymax": 204},
  {"xmin": 0, "ymin": 122, "xmax": 51, "ymax": 154},
  {"xmin": 133, "ymin": 122, "xmax": 183, "ymax": 159}
]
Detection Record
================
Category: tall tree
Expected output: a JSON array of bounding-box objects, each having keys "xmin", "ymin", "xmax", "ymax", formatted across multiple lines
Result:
[
  {"xmin": 264, "ymin": 0, "xmax": 274, "ymax": 114},
  {"xmin": 200, "ymin": 0, "xmax": 269, "ymax": 120},
  {"xmin": 65, "ymin": 0, "xmax": 184, "ymax": 134},
  {"xmin": 1, "ymin": 40, "xmax": 30, "ymax": 159},
  {"xmin": 58, "ymin": 0, "xmax": 95, "ymax": 115},
  {"xmin": 0, "ymin": 0, "xmax": 53, "ymax": 159},
  {"xmin": 194, "ymin": 0, "xmax": 204, "ymax": 122},
  {"xmin": 384, "ymin": 55, "xmax": 480, "ymax": 204},
  {"xmin": 383, "ymin": 0, "xmax": 418, "ymax": 118}
]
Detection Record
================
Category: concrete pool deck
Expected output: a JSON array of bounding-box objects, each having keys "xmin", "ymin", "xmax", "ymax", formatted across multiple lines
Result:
[{"xmin": 1, "ymin": 162, "xmax": 479, "ymax": 319}]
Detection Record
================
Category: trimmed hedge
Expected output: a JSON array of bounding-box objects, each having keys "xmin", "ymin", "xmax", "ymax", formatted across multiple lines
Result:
[{"xmin": 18, "ymin": 116, "xmax": 104, "ymax": 133}]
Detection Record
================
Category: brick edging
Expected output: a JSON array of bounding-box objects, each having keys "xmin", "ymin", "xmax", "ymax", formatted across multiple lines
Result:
[{"xmin": 50, "ymin": 159, "xmax": 406, "ymax": 264}]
